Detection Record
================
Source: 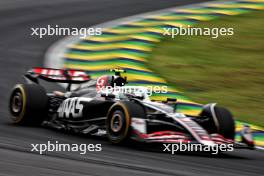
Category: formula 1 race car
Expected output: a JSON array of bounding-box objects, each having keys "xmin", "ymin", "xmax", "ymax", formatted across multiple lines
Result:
[{"xmin": 9, "ymin": 67, "xmax": 254, "ymax": 148}]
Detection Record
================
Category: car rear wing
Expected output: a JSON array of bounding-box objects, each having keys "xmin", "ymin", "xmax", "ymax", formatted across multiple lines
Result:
[{"xmin": 24, "ymin": 67, "xmax": 90, "ymax": 90}]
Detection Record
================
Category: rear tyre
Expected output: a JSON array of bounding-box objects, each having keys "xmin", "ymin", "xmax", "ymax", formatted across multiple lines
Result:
[
  {"xmin": 9, "ymin": 84, "xmax": 48, "ymax": 125},
  {"xmin": 106, "ymin": 101, "xmax": 145, "ymax": 144},
  {"xmin": 200, "ymin": 104, "xmax": 235, "ymax": 140}
]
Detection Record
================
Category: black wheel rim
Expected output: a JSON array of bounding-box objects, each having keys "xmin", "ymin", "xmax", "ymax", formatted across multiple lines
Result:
[
  {"xmin": 110, "ymin": 113, "xmax": 123, "ymax": 133},
  {"xmin": 11, "ymin": 91, "xmax": 23, "ymax": 114},
  {"xmin": 108, "ymin": 110, "xmax": 127, "ymax": 141}
]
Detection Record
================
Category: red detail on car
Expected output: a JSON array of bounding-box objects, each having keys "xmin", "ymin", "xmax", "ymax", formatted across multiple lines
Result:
[
  {"xmin": 96, "ymin": 75, "xmax": 110, "ymax": 92},
  {"xmin": 32, "ymin": 67, "xmax": 90, "ymax": 81}
]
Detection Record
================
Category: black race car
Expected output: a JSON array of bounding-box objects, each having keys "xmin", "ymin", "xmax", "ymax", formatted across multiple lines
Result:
[{"xmin": 9, "ymin": 67, "xmax": 254, "ymax": 148}]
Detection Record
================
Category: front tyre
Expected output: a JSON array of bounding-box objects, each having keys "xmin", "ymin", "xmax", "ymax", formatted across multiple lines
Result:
[
  {"xmin": 106, "ymin": 101, "xmax": 145, "ymax": 144},
  {"xmin": 9, "ymin": 84, "xmax": 48, "ymax": 125},
  {"xmin": 200, "ymin": 104, "xmax": 235, "ymax": 140}
]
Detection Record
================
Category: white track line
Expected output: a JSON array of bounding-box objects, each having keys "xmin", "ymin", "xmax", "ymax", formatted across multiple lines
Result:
[{"xmin": 44, "ymin": 0, "xmax": 233, "ymax": 68}]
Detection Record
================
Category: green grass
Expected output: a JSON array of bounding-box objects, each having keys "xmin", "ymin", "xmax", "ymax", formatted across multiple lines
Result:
[{"xmin": 148, "ymin": 11, "xmax": 264, "ymax": 127}]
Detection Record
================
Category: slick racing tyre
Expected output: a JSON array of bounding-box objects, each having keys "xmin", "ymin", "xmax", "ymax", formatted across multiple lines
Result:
[
  {"xmin": 106, "ymin": 101, "xmax": 145, "ymax": 144},
  {"xmin": 9, "ymin": 84, "xmax": 48, "ymax": 125},
  {"xmin": 200, "ymin": 104, "xmax": 235, "ymax": 140}
]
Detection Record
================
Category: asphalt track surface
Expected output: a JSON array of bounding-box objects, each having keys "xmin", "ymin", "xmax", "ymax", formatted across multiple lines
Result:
[{"xmin": 0, "ymin": 0, "xmax": 264, "ymax": 175}]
